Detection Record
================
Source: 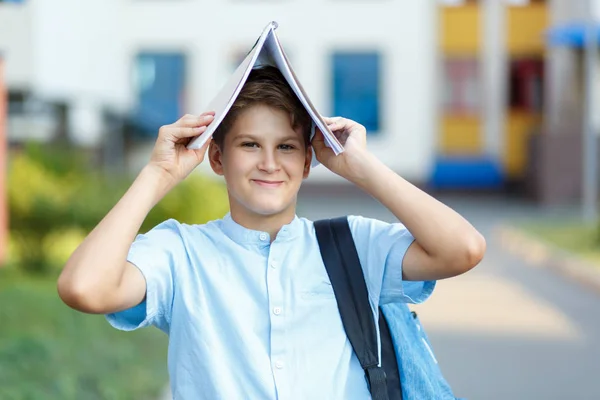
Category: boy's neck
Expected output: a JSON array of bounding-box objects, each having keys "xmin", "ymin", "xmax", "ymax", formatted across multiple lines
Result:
[{"xmin": 230, "ymin": 207, "xmax": 297, "ymax": 242}]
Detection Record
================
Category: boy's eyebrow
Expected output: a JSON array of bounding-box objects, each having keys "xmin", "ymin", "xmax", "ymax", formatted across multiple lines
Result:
[
  {"xmin": 232, "ymin": 134, "xmax": 259, "ymax": 142},
  {"xmin": 233, "ymin": 134, "xmax": 303, "ymax": 142},
  {"xmin": 279, "ymin": 135, "xmax": 303, "ymax": 142}
]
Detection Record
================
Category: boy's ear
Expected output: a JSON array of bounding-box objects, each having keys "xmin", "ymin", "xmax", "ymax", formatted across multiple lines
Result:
[
  {"xmin": 208, "ymin": 140, "xmax": 224, "ymax": 176},
  {"xmin": 303, "ymin": 146, "xmax": 312, "ymax": 179}
]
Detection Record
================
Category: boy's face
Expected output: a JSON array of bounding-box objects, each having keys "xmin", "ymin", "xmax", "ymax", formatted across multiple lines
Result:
[{"xmin": 209, "ymin": 104, "xmax": 312, "ymax": 221}]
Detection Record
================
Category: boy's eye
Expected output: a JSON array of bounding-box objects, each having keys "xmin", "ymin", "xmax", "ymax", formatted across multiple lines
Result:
[
  {"xmin": 241, "ymin": 142, "xmax": 259, "ymax": 148},
  {"xmin": 279, "ymin": 144, "xmax": 296, "ymax": 151}
]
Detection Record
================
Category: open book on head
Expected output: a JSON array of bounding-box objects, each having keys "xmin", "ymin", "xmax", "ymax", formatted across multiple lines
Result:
[{"xmin": 186, "ymin": 21, "xmax": 345, "ymax": 165}]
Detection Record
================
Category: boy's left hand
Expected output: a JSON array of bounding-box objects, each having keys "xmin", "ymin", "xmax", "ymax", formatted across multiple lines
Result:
[{"xmin": 311, "ymin": 116, "xmax": 374, "ymax": 181}]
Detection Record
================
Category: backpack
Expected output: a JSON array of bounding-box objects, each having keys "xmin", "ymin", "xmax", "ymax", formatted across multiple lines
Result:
[{"xmin": 314, "ymin": 216, "xmax": 462, "ymax": 400}]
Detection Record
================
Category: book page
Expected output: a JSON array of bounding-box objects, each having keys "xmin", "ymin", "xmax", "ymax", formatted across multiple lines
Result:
[
  {"xmin": 265, "ymin": 31, "xmax": 344, "ymax": 155},
  {"xmin": 186, "ymin": 22, "xmax": 277, "ymax": 150}
]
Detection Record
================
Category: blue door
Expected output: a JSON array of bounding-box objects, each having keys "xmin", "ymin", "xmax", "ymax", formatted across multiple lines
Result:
[
  {"xmin": 133, "ymin": 52, "xmax": 186, "ymax": 137},
  {"xmin": 332, "ymin": 52, "xmax": 381, "ymax": 133}
]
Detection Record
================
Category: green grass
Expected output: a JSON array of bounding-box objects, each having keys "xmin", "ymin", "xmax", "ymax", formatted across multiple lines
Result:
[
  {"xmin": 0, "ymin": 269, "xmax": 168, "ymax": 400},
  {"xmin": 518, "ymin": 220, "xmax": 600, "ymax": 266}
]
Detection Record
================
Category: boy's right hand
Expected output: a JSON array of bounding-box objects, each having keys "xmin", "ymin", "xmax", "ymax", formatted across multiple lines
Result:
[{"xmin": 147, "ymin": 111, "xmax": 216, "ymax": 186}]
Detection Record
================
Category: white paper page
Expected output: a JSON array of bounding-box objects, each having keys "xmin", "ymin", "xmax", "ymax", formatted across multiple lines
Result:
[
  {"xmin": 187, "ymin": 23, "xmax": 276, "ymax": 150},
  {"xmin": 265, "ymin": 31, "xmax": 344, "ymax": 155}
]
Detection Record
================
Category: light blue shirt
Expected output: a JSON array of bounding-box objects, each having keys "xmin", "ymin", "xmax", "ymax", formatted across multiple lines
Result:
[{"xmin": 106, "ymin": 214, "xmax": 436, "ymax": 400}]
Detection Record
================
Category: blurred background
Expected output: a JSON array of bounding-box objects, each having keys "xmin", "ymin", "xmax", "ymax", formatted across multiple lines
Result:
[{"xmin": 2, "ymin": 0, "xmax": 600, "ymax": 399}]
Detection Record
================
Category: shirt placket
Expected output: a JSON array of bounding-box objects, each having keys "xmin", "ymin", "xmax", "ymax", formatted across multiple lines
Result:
[{"xmin": 265, "ymin": 238, "xmax": 288, "ymax": 399}]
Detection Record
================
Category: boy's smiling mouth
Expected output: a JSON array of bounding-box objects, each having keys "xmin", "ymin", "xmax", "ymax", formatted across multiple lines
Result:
[{"xmin": 251, "ymin": 179, "xmax": 284, "ymax": 188}]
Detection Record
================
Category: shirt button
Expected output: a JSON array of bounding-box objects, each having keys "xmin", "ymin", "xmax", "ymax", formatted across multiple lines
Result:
[
  {"xmin": 273, "ymin": 307, "xmax": 282, "ymax": 315},
  {"xmin": 270, "ymin": 262, "xmax": 276, "ymax": 269},
  {"xmin": 259, "ymin": 233, "xmax": 268, "ymax": 241},
  {"xmin": 275, "ymin": 361, "xmax": 284, "ymax": 369}
]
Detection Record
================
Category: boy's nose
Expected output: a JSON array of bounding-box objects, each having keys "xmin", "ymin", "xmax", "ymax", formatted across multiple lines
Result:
[{"xmin": 258, "ymin": 150, "xmax": 279, "ymax": 173}]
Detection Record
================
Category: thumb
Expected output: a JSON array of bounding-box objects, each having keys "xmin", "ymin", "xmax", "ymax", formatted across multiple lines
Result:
[
  {"xmin": 311, "ymin": 129, "xmax": 328, "ymax": 157},
  {"xmin": 189, "ymin": 135, "xmax": 212, "ymax": 162}
]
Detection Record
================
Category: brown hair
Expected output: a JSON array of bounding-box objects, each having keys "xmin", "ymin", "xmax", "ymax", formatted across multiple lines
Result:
[{"xmin": 212, "ymin": 66, "xmax": 312, "ymax": 149}]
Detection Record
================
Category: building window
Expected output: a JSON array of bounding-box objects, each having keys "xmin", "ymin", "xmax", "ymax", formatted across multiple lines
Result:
[
  {"xmin": 442, "ymin": 58, "xmax": 480, "ymax": 116},
  {"xmin": 332, "ymin": 52, "xmax": 381, "ymax": 133},
  {"xmin": 132, "ymin": 52, "xmax": 186, "ymax": 138},
  {"xmin": 508, "ymin": 58, "xmax": 544, "ymax": 112}
]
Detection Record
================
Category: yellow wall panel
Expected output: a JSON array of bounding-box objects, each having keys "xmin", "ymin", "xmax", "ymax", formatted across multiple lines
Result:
[
  {"xmin": 440, "ymin": 5, "xmax": 481, "ymax": 55},
  {"xmin": 507, "ymin": 4, "xmax": 549, "ymax": 56},
  {"xmin": 504, "ymin": 112, "xmax": 542, "ymax": 177},
  {"xmin": 440, "ymin": 115, "xmax": 482, "ymax": 154}
]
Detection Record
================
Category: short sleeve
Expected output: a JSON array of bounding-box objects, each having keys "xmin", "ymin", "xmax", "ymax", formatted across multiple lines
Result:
[
  {"xmin": 347, "ymin": 215, "xmax": 436, "ymax": 305},
  {"xmin": 105, "ymin": 219, "xmax": 184, "ymax": 334}
]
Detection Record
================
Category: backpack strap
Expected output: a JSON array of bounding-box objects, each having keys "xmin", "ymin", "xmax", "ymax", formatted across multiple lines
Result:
[{"xmin": 314, "ymin": 217, "xmax": 389, "ymax": 400}]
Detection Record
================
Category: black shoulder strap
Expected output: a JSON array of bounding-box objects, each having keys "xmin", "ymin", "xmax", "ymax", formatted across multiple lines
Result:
[{"xmin": 314, "ymin": 217, "xmax": 389, "ymax": 400}]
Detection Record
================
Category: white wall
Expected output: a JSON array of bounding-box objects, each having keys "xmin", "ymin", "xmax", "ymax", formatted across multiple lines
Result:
[
  {"xmin": 0, "ymin": 2, "xmax": 33, "ymax": 90},
  {"xmin": 545, "ymin": 0, "xmax": 600, "ymax": 135},
  {"xmin": 30, "ymin": 0, "xmax": 128, "ymax": 106},
  {"xmin": 1, "ymin": 0, "xmax": 437, "ymax": 183},
  {"xmin": 481, "ymin": 0, "xmax": 507, "ymax": 160},
  {"xmin": 594, "ymin": 0, "xmax": 600, "ymax": 21},
  {"xmin": 551, "ymin": 0, "xmax": 589, "ymax": 25}
]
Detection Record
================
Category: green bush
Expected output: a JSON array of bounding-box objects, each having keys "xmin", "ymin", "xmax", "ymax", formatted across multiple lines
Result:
[
  {"xmin": 2, "ymin": 141, "xmax": 229, "ymax": 398},
  {"xmin": 0, "ymin": 271, "xmax": 169, "ymax": 400},
  {"xmin": 8, "ymin": 142, "xmax": 229, "ymax": 273}
]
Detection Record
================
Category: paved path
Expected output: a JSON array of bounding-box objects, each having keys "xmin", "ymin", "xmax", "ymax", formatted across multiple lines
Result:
[
  {"xmin": 161, "ymin": 189, "xmax": 600, "ymax": 399},
  {"xmin": 297, "ymin": 189, "xmax": 600, "ymax": 400}
]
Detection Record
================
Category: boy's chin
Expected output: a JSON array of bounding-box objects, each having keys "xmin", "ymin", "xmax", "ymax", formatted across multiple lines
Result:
[
  {"xmin": 246, "ymin": 200, "xmax": 294, "ymax": 217},
  {"xmin": 251, "ymin": 205, "xmax": 292, "ymax": 217}
]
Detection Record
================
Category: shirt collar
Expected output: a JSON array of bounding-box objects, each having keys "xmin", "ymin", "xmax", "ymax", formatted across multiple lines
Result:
[{"xmin": 219, "ymin": 212, "xmax": 302, "ymax": 244}]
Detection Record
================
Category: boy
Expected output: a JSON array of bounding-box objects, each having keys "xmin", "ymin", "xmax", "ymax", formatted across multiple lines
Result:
[{"xmin": 58, "ymin": 66, "xmax": 485, "ymax": 399}]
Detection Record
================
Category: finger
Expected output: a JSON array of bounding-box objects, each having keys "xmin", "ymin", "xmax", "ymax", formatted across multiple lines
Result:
[
  {"xmin": 322, "ymin": 120, "xmax": 350, "ymax": 144},
  {"xmin": 323, "ymin": 116, "xmax": 342, "ymax": 122},
  {"xmin": 177, "ymin": 113, "xmax": 215, "ymax": 128},
  {"xmin": 324, "ymin": 117, "xmax": 346, "ymax": 131},
  {"xmin": 311, "ymin": 127, "xmax": 325, "ymax": 144},
  {"xmin": 188, "ymin": 133, "xmax": 213, "ymax": 159},
  {"xmin": 178, "ymin": 111, "xmax": 215, "ymax": 126},
  {"xmin": 182, "ymin": 111, "xmax": 215, "ymax": 119},
  {"xmin": 311, "ymin": 129, "xmax": 328, "ymax": 154},
  {"xmin": 160, "ymin": 124, "xmax": 210, "ymax": 140},
  {"xmin": 198, "ymin": 110, "xmax": 216, "ymax": 119}
]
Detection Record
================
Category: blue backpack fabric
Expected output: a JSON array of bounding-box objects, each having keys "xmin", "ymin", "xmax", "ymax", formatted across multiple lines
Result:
[{"xmin": 314, "ymin": 216, "xmax": 461, "ymax": 400}]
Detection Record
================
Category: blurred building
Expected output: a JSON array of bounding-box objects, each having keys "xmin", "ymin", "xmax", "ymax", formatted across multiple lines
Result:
[
  {"xmin": 0, "ymin": 0, "xmax": 438, "ymax": 185},
  {"xmin": 433, "ymin": 0, "xmax": 549, "ymax": 192},
  {"xmin": 535, "ymin": 0, "xmax": 600, "ymax": 205},
  {"xmin": 0, "ymin": 0, "xmax": 596, "ymax": 197}
]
